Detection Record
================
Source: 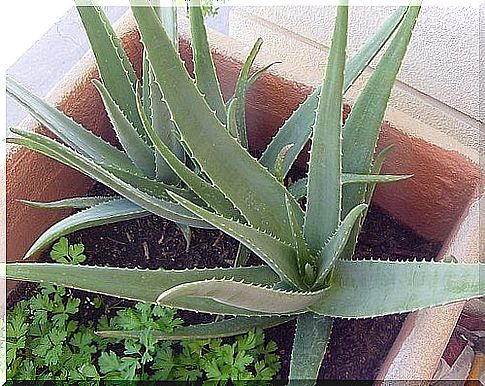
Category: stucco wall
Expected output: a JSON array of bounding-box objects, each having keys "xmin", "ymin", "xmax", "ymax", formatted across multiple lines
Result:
[{"xmin": 228, "ymin": 6, "xmax": 481, "ymax": 154}]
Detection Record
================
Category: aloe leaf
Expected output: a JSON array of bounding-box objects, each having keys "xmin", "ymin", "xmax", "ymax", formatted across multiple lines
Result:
[
  {"xmin": 310, "ymin": 260, "xmax": 483, "ymax": 318},
  {"xmin": 232, "ymin": 38, "xmax": 263, "ymax": 148},
  {"xmin": 141, "ymin": 3, "xmax": 184, "ymax": 183},
  {"xmin": 234, "ymin": 244, "xmax": 252, "ymax": 267},
  {"xmin": 131, "ymin": 2, "xmax": 302, "ymax": 244},
  {"xmin": 8, "ymin": 129, "xmax": 210, "ymax": 229},
  {"xmin": 189, "ymin": 0, "xmax": 227, "ymax": 124},
  {"xmin": 6, "ymin": 264, "xmax": 279, "ymax": 303},
  {"xmin": 168, "ymin": 191, "xmax": 304, "ymax": 289},
  {"xmin": 342, "ymin": 6, "xmax": 421, "ymax": 218},
  {"xmin": 304, "ymin": 5, "xmax": 347, "ymax": 252},
  {"xmin": 6, "ymin": 77, "xmax": 137, "ymax": 173},
  {"xmin": 75, "ymin": 0, "xmax": 145, "ymax": 138},
  {"xmin": 259, "ymin": 6, "xmax": 409, "ymax": 177},
  {"xmin": 288, "ymin": 173, "xmax": 411, "ymax": 201},
  {"xmin": 340, "ymin": 145, "xmax": 396, "ymax": 262},
  {"xmin": 152, "ymin": 83, "xmax": 185, "ymax": 184},
  {"xmin": 97, "ymin": 316, "xmax": 293, "ymax": 340},
  {"xmin": 93, "ymin": 80, "xmax": 155, "ymax": 177},
  {"xmin": 23, "ymin": 198, "xmax": 149, "ymax": 259},
  {"xmin": 285, "ymin": 194, "xmax": 311, "ymax": 279},
  {"xmin": 152, "ymin": 0, "xmax": 178, "ymax": 46},
  {"xmin": 340, "ymin": 7, "xmax": 420, "ymax": 261},
  {"xmin": 157, "ymin": 279, "xmax": 327, "ymax": 314},
  {"xmin": 313, "ymin": 203, "xmax": 367, "ymax": 288},
  {"xmin": 19, "ymin": 196, "xmax": 114, "ymax": 209},
  {"xmin": 247, "ymin": 61, "xmax": 280, "ymax": 87},
  {"xmin": 136, "ymin": 90, "xmax": 242, "ymax": 221},
  {"xmin": 177, "ymin": 223, "xmax": 192, "ymax": 252},
  {"xmin": 288, "ymin": 313, "xmax": 332, "ymax": 385},
  {"xmin": 226, "ymin": 98, "xmax": 239, "ymax": 139},
  {"xmin": 364, "ymin": 145, "xmax": 395, "ymax": 207},
  {"xmin": 274, "ymin": 144, "xmax": 294, "ymax": 183}
]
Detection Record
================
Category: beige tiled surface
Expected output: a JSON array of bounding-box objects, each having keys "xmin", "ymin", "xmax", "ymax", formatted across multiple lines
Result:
[{"xmin": 228, "ymin": 8, "xmax": 481, "ymax": 155}]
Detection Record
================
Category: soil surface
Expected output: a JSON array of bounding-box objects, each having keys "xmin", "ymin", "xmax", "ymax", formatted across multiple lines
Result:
[{"xmin": 8, "ymin": 183, "xmax": 441, "ymax": 380}]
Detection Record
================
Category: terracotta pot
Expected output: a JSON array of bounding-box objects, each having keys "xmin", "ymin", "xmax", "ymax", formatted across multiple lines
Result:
[{"xmin": 4, "ymin": 11, "xmax": 481, "ymax": 382}]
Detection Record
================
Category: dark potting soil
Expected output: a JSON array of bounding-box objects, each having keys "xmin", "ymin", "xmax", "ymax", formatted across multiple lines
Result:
[{"xmin": 7, "ymin": 183, "xmax": 441, "ymax": 380}]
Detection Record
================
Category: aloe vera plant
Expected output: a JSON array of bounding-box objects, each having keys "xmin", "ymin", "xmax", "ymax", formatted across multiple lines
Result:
[{"xmin": 6, "ymin": 1, "xmax": 483, "ymax": 382}]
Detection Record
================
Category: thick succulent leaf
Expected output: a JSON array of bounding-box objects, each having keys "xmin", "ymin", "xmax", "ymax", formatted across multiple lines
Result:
[
  {"xmin": 168, "ymin": 191, "xmax": 303, "ymax": 289},
  {"xmin": 6, "ymin": 264, "xmax": 279, "ymax": 304},
  {"xmin": 6, "ymin": 77, "xmax": 137, "ymax": 173},
  {"xmin": 148, "ymin": 66, "xmax": 184, "ymax": 184},
  {"xmin": 340, "ymin": 145, "xmax": 396, "ymax": 261},
  {"xmin": 274, "ymin": 144, "xmax": 294, "ymax": 183},
  {"xmin": 313, "ymin": 204, "xmax": 367, "ymax": 288},
  {"xmin": 151, "ymin": 0, "xmax": 178, "ymax": 45},
  {"xmin": 259, "ymin": 6, "xmax": 409, "ymax": 177},
  {"xmin": 136, "ymin": 89, "xmax": 242, "ymax": 220},
  {"xmin": 19, "ymin": 196, "xmax": 114, "ymax": 209},
  {"xmin": 23, "ymin": 198, "xmax": 149, "ymax": 259},
  {"xmin": 93, "ymin": 80, "xmax": 155, "ymax": 177},
  {"xmin": 342, "ymin": 6, "xmax": 420, "ymax": 218},
  {"xmin": 310, "ymin": 260, "xmax": 483, "ymax": 318},
  {"xmin": 8, "ymin": 129, "xmax": 210, "ymax": 229},
  {"xmin": 289, "ymin": 313, "xmax": 332, "ymax": 385},
  {"xmin": 102, "ymin": 165, "xmax": 201, "ymax": 207},
  {"xmin": 365, "ymin": 145, "xmax": 395, "ymax": 205},
  {"xmin": 226, "ymin": 98, "xmax": 239, "ymax": 139},
  {"xmin": 247, "ymin": 61, "xmax": 280, "ymax": 86},
  {"xmin": 288, "ymin": 173, "xmax": 412, "ymax": 201},
  {"xmin": 232, "ymin": 38, "xmax": 263, "ymax": 148},
  {"xmin": 140, "ymin": 15, "xmax": 183, "ymax": 184},
  {"xmin": 131, "ymin": 2, "xmax": 302, "ymax": 244},
  {"xmin": 234, "ymin": 244, "xmax": 252, "ymax": 267},
  {"xmin": 143, "ymin": 1, "xmax": 183, "ymax": 184},
  {"xmin": 285, "ymin": 195, "xmax": 311, "ymax": 279},
  {"xmin": 343, "ymin": 6, "xmax": 407, "ymax": 90},
  {"xmin": 75, "ymin": 1, "xmax": 145, "ymax": 138},
  {"xmin": 97, "ymin": 316, "xmax": 293, "ymax": 340},
  {"xmin": 157, "ymin": 279, "xmax": 327, "ymax": 314},
  {"xmin": 189, "ymin": 0, "xmax": 227, "ymax": 124},
  {"xmin": 304, "ymin": 5, "xmax": 347, "ymax": 252},
  {"xmin": 176, "ymin": 223, "xmax": 192, "ymax": 252}
]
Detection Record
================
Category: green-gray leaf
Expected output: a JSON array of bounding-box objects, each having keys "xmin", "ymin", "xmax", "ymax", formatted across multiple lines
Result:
[
  {"xmin": 289, "ymin": 313, "xmax": 332, "ymax": 385},
  {"xmin": 232, "ymin": 38, "xmax": 263, "ymax": 148},
  {"xmin": 157, "ymin": 279, "xmax": 327, "ymax": 314},
  {"xmin": 259, "ymin": 6, "xmax": 409, "ymax": 177},
  {"xmin": 136, "ymin": 89, "xmax": 242, "ymax": 221},
  {"xmin": 289, "ymin": 173, "xmax": 412, "ymax": 201},
  {"xmin": 310, "ymin": 260, "xmax": 483, "ymax": 318},
  {"xmin": 75, "ymin": 0, "xmax": 145, "ymax": 138},
  {"xmin": 304, "ymin": 5, "xmax": 347, "ymax": 252},
  {"xmin": 313, "ymin": 203, "xmax": 367, "ymax": 288},
  {"xmin": 93, "ymin": 80, "xmax": 155, "ymax": 177},
  {"xmin": 19, "ymin": 196, "xmax": 114, "ymax": 210},
  {"xmin": 6, "ymin": 264, "xmax": 279, "ymax": 304},
  {"xmin": 97, "ymin": 316, "xmax": 293, "ymax": 340},
  {"xmin": 8, "ymin": 129, "xmax": 210, "ymax": 229},
  {"xmin": 189, "ymin": 0, "xmax": 227, "ymax": 124},
  {"xmin": 131, "ymin": 2, "xmax": 302, "ymax": 244},
  {"xmin": 6, "ymin": 77, "xmax": 137, "ymax": 173},
  {"xmin": 23, "ymin": 198, "xmax": 149, "ymax": 260},
  {"xmin": 168, "ymin": 191, "xmax": 303, "ymax": 289},
  {"xmin": 342, "ymin": 6, "xmax": 421, "ymax": 218}
]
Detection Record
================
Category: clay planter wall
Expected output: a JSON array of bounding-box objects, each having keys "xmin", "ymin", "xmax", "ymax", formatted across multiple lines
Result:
[{"xmin": 4, "ymin": 11, "xmax": 481, "ymax": 382}]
